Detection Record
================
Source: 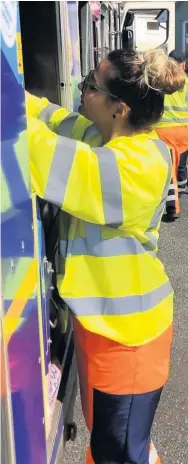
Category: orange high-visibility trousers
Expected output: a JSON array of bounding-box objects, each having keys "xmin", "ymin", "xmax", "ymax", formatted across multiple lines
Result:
[
  {"xmin": 156, "ymin": 126, "xmax": 188, "ymax": 167},
  {"xmin": 73, "ymin": 318, "xmax": 173, "ymax": 464},
  {"xmin": 157, "ymin": 126, "xmax": 188, "ymax": 214}
]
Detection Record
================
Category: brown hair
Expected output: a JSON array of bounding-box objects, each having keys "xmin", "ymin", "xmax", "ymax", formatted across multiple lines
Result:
[{"xmin": 106, "ymin": 48, "xmax": 185, "ymax": 130}]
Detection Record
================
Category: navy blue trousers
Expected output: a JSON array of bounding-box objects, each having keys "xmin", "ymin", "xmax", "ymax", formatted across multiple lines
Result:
[
  {"xmin": 178, "ymin": 150, "xmax": 188, "ymax": 196},
  {"xmin": 90, "ymin": 388, "xmax": 162, "ymax": 464}
]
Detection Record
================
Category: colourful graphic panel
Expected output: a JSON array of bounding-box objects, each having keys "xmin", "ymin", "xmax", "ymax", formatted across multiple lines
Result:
[{"xmin": 1, "ymin": 2, "xmax": 47, "ymax": 462}]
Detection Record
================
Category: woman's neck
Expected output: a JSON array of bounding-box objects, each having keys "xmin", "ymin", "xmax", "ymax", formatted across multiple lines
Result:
[{"xmin": 99, "ymin": 123, "xmax": 135, "ymax": 145}]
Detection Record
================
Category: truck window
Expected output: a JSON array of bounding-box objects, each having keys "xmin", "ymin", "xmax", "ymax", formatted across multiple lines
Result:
[{"xmin": 122, "ymin": 8, "xmax": 169, "ymax": 52}]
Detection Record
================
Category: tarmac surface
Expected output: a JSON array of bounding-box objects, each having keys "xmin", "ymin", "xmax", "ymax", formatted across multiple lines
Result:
[{"xmin": 63, "ymin": 193, "xmax": 188, "ymax": 464}]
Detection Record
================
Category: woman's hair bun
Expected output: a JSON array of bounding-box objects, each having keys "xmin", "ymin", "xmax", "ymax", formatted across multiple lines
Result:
[{"xmin": 139, "ymin": 48, "xmax": 185, "ymax": 94}]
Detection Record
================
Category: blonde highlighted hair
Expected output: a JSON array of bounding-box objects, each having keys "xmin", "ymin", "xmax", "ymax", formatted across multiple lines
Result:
[{"xmin": 139, "ymin": 48, "xmax": 185, "ymax": 94}]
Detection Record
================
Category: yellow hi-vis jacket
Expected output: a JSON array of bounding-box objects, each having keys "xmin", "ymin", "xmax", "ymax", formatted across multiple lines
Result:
[
  {"xmin": 27, "ymin": 94, "xmax": 173, "ymax": 347},
  {"xmin": 156, "ymin": 76, "xmax": 188, "ymax": 128}
]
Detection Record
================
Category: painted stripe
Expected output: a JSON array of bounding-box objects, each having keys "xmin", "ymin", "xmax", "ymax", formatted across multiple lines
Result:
[
  {"xmin": 164, "ymin": 105, "xmax": 188, "ymax": 112},
  {"xmin": 58, "ymin": 113, "xmax": 79, "ymax": 138},
  {"xmin": 44, "ymin": 136, "xmax": 76, "ymax": 207},
  {"xmin": 95, "ymin": 147, "xmax": 123, "ymax": 227},
  {"xmin": 39, "ymin": 103, "xmax": 61, "ymax": 124},
  {"xmin": 64, "ymin": 280, "xmax": 172, "ymax": 316},
  {"xmin": 60, "ymin": 235, "xmax": 156, "ymax": 258},
  {"xmin": 3, "ymin": 260, "xmax": 37, "ymax": 344},
  {"xmin": 147, "ymin": 140, "xmax": 172, "ymax": 229}
]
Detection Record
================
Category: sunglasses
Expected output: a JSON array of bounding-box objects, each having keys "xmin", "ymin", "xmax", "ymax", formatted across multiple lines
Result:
[{"xmin": 78, "ymin": 70, "xmax": 119, "ymax": 100}]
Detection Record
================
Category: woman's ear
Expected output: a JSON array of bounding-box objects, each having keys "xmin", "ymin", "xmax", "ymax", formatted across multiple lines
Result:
[{"xmin": 115, "ymin": 102, "xmax": 129, "ymax": 119}]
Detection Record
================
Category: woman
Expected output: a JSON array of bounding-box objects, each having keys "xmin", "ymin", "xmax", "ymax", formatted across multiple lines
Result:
[
  {"xmin": 156, "ymin": 50, "xmax": 188, "ymax": 220},
  {"xmin": 27, "ymin": 49, "xmax": 184, "ymax": 464}
]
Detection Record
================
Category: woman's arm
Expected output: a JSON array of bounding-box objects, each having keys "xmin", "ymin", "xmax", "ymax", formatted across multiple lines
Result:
[
  {"xmin": 28, "ymin": 116, "xmax": 123, "ymax": 226},
  {"xmin": 26, "ymin": 93, "xmax": 94, "ymax": 141}
]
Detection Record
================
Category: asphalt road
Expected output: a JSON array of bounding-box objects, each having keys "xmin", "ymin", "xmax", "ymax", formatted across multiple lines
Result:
[{"xmin": 63, "ymin": 193, "xmax": 188, "ymax": 464}]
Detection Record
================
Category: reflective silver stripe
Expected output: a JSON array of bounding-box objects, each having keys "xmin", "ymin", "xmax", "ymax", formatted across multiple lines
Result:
[
  {"xmin": 44, "ymin": 136, "xmax": 76, "ymax": 206},
  {"xmin": 144, "ymin": 232, "xmax": 158, "ymax": 251},
  {"xmin": 178, "ymin": 187, "xmax": 187, "ymax": 193},
  {"xmin": 60, "ymin": 223, "xmax": 156, "ymax": 258},
  {"xmin": 147, "ymin": 140, "xmax": 172, "ymax": 229},
  {"xmin": 60, "ymin": 235, "xmax": 156, "ymax": 258},
  {"xmin": 58, "ymin": 113, "xmax": 79, "ymax": 138},
  {"xmin": 82, "ymin": 124, "xmax": 100, "ymax": 142},
  {"xmin": 95, "ymin": 147, "xmax": 123, "ymax": 227},
  {"xmin": 178, "ymin": 179, "xmax": 187, "ymax": 186},
  {"xmin": 164, "ymin": 105, "xmax": 188, "ymax": 112},
  {"xmin": 161, "ymin": 117, "xmax": 188, "ymax": 123},
  {"xmin": 60, "ymin": 240, "xmax": 67, "ymax": 257},
  {"xmin": 168, "ymin": 184, "xmax": 176, "ymax": 189},
  {"xmin": 143, "ymin": 140, "xmax": 172, "ymax": 252},
  {"xmin": 167, "ymin": 194, "xmax": 177, "ymax": 201},
  {"xmin": 64, "ymin": 280, "xmax": 173, "ymax": 316},
  {"xmin": 39, "ymin": 104, "xmax": 60, "ymax": 124}
]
